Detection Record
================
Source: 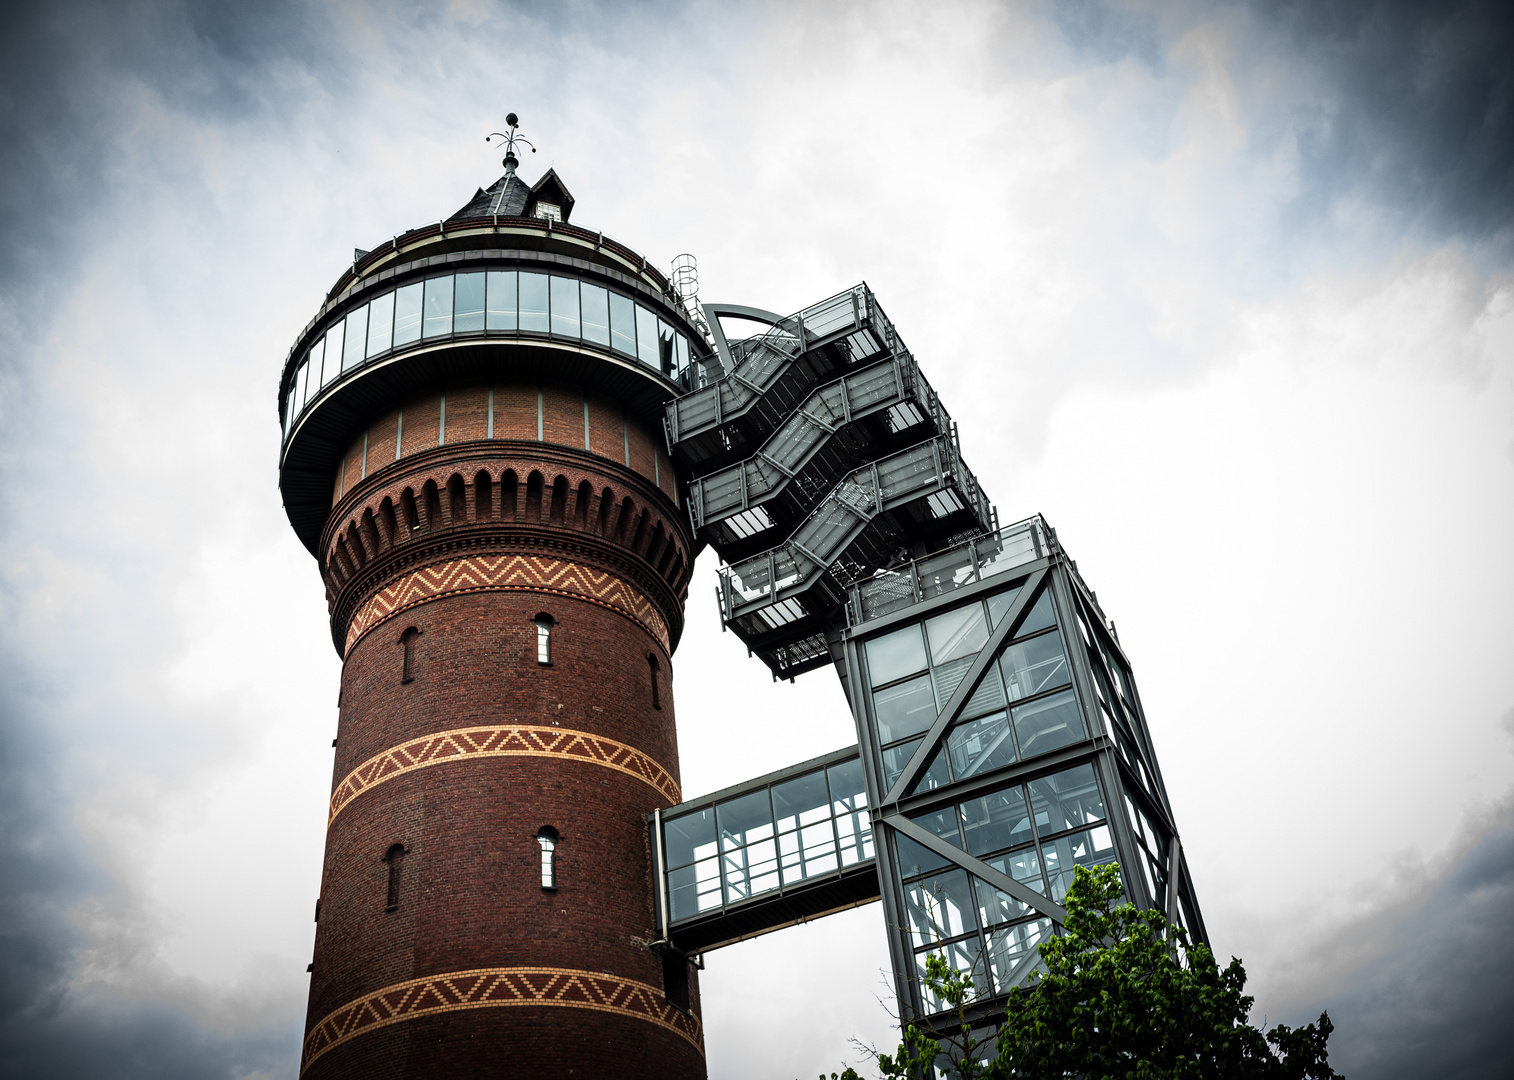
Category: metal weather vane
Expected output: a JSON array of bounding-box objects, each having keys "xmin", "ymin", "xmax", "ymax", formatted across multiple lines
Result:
[{"xmin": 486, "ymin": 113, "xmax": 536, "ymax": 177}]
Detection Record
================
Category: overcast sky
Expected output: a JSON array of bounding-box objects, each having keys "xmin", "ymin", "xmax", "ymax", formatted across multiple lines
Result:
[{"xmin": 1, "ymin": 1, "xmax": 1511, "ymax": 1077}]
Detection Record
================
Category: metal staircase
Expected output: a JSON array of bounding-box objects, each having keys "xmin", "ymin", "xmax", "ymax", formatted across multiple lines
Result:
[
  {"xmin": 687, "ymin": 352, "xmax": 955, "ymax": 559},
  {"xmin": 666, "ymin": 283, "xmax": 998, "ymax": 680}
]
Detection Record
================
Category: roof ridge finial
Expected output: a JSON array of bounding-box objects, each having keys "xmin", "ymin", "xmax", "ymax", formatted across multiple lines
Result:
[{"xmin": 486, "ymin": 113, "xmax": 537, "ymax": 181}]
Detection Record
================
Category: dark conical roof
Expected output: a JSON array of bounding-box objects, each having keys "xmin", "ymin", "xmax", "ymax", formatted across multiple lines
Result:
[{"xmin": 449, "ymin": 173, "xmax": 532, "ymax": 220}]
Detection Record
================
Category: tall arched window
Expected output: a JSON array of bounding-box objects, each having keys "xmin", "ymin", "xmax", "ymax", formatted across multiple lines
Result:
[
  {"xmin": 537, "ymin": 826, "xmax": 559, "ymax": 890},
  {"xmin": 400, "ymin": 626, "xmax": 420, "ymax": 683},
  {"xmin": 534, "ymin": 613, "xmax": 554, "ymax": 665},
  {"xmin": 647, "ymin": 654, "xmax": 662, "ymax": 710},
  {"xmin": 383, "ymin": 843, "xmax": 407, "ymax": 912}
]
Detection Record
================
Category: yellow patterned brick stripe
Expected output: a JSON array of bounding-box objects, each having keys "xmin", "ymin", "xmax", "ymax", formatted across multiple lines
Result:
[
  {"xmin": 300, "ymin": 965, "xmax": 703, "ymax": 1073},
  {"xmin": 344, "ymin": 554, "xmax": 670, "ymax": 655},
  {"xmin": 329, "ymin": 725, "xmax": 681, "ymax": 826}
]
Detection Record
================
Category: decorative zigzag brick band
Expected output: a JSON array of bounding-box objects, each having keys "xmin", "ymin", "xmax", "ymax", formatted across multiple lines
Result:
[
  {"xmin": 328, "ymin": 725, "xmax": 681, "ymax": 827},
  {"xmin": 300, "ymin": 965, "xmax": 704, "ymax": 1073},
  {"xmin": 344, "ymin": 554, "xmax": 671, "ymax": 656}
]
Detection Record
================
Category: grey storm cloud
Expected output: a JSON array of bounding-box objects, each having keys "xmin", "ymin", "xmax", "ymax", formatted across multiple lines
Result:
[
  {"xmin": 0, "ymin": 2, "xmax": 1510, "ymax": 1077},
  {"xmin": 1253, "ymin": 0, "xmax": 1514, "ymax": 246},
  {"xmin": 1283, "ymin": 795, "xmax": 1514, "ymax": 1079}
]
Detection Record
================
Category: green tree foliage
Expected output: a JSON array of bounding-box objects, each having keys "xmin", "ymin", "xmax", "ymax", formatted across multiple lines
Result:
[{"xmin": 825, "ymin": 863, "xmax": 1341, "ymax": 1080}]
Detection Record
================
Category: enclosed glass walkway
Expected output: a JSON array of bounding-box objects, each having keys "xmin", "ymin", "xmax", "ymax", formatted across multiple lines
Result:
[{"xmin": 650, "ymin": 747, "xmax": 880, "ymax": 953}]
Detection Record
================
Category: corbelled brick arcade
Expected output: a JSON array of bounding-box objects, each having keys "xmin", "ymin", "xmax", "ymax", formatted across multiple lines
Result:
[{"xmin": 278, "ymin": 123, "xmax": 1207, "ymax": 1077}]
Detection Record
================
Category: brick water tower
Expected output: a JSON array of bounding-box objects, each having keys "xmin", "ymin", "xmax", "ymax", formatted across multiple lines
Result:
[{"xmin": 277, "ymin": 120, "xmax": 707, "ymax": 1078}]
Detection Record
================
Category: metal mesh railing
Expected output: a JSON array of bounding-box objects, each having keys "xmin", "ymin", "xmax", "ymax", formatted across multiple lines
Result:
[
  {"xmin": 846, "ymin": 516, "xmax": 1059, "ymax": 624},
  {"xmin": 666, "ymin": 285, "xmax": 883, "ymax": 447}
]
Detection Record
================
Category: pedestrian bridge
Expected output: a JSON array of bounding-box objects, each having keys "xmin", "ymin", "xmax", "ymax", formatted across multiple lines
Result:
[{"xmin": 649, "ymin": 745, "xmax": 880, "ymax": 954}]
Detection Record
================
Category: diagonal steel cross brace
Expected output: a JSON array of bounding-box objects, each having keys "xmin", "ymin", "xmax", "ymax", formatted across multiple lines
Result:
[
  {"xmin": 881, "ymin": 567, "xmax": 1049, "ymax": 805},
  {"xmin": 881, "ymin": 813, "xmax": 1067, "ymax": 925}
]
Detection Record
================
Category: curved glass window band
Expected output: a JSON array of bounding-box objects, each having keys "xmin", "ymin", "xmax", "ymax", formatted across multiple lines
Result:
[{"xmin": 283, "ymin": 270, "xmax": 694, "ymax": 443}]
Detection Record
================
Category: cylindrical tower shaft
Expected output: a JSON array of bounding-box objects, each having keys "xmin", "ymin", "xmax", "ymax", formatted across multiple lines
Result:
[{"xmin": 277, "ymin": 160, "xmax": 706, "ymax": 1078}]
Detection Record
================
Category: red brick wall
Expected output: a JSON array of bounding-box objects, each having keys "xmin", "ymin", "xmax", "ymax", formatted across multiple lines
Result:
[
  {"xmin": 443, "ymin": 384, "xmax": 490, "ymax": 444},
  {"xmin": 400, "ymin": 391, "xmax": 442, "ymax": 458},
  {"xmin": 306, "ymin": 589, "xmax": 701, "ymax": 1080},
  {"xmin": 339, "ymin": 380, "xmax": 675, "ymax": 514},
  {"xmin": 308, "ymin": 382, "xmax": 700, "ymax": 1080}
]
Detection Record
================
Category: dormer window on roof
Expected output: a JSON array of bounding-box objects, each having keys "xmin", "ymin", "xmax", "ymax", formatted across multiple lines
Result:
[{"xmin": 534, "ymin": 202, "xmax": 561, "ymax": 222}]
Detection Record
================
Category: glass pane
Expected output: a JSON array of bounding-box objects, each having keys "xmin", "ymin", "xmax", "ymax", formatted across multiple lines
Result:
[
  {"xmin": 668, "ymin": 856, "xmax": 721, "ymax": 920},
  {"xmin": 636, "ymin": 305, "xmax": 659, "ymax": 367},
  {"xmin": 518, "ymin": 272, "xmax": 549, "ymax": 332},
  {"xmin": 895, "ymin": 831, "xmax": 950, "ymax": 878},
  {"xmin": 366, "ymin": 292, "xmax": 395, "ymax": 357},
  {"xmin": 292, "ymin": 360, "xmax": 309, "ymax": 414},
  {"xmin": 960, "ymin": 785, "xmax": 1033, "ymax": 857},
  {"xmin": 827, "ymin": 758, "xmax": 868, "ymax": 813},
  {"xmin": 904, "ymin": 867, "xmax": 976, "ymax": 945},
  {"xmin": 307, "ymin": 337, "xmax": 327, "ymax": 392},
  {"xmin": 658, "ymin": 318, "xmax": 676, "ymax": 374},
  {"xmin": 973, "ymin": 873, "xmax": 1035, "ymax": 928},
  {"xmin": 905, "ymin": 743, "xmax": 951, "ymax": 796},
  {"xmin": 836, "ymin": 810, "xmax": 874, "ymax": 866},
  {"xmin": 717, "ymin": 789, "xmax": 773, "ymax": 851},
  {"xmin": 961, "ymin": 666, "xmax": 1007, "ymax": 720},
  {"xmin": 1041, "ymin": 824, "xmax": 1117, "ymax": 902},
  {"xmin": 882, "ymin": 738, "xmax": 920, "ymax": 790},
  {"xmin": 324, "ymin": 322, "xmax": 344, "ymax": 382},
  {"xmin": 986, "ymin": 846, "xmax": 1049, "ymax": 898},
  {"xmin": 581, "ymin": 283, "xmax": 610, "ymax": 345},
  {"xmin": 423, "ymin": 276, "xmax": 453, "ymax": 338},
  {"xmin": 1000, "ymin": 629, "xmax": 1071, "ymax": 703},
  {"xmin": 987, "ymin": 919, "xmax": 1051, "ymax": 993},
  {"xmin": 772, "ymin": 770, "xmax": 831, "ymax": 832},
  {"xmin": 664, "ymin": 807, "xmax": 716, "ymax": 868},
  {"xmin": 1015, "ymin": 588, "xmax": 1057, "ymax": 637},
  {"xmin": 454, "ymin": 271, "xmax": 486, "ymax": 332},
  {"xmin": 946, "ymin": 710, "xmax": 1017, "ymax": 781},
  {"xmin": 342, "ymin": 307, "xmax": 366, "ymax": 371},
  {"xmin": 609, "ymin": 291, "xmax": 636, "ymax": 355},
  {"xmin": 394, "ymin": 282, "xmax": 423, "ymax": 345},
  {"xmin": 723, "ymin": 838, "xmax": 779, "ymax": 901},
  {"xmin": 1028, "ymin": 763, "xmax": 1106, "ymax": 838},
  {"xmin": 865, "ymin": 623, "xmax": 928, "ymax": 686},
  {"xmin": 916, "ymin": 935, "xmax": 989, "ymax": 1014},
  {"xmin": 927, "ymin": 602, "xmax": 990, "ymax": 666},
  {"xmin": 550, "ymin": 276, "xmax": 580, "ymax": 337},
  {"xmin": 779, "ymin": 820, "xmax": 839, "ymax": 884},
  {"xmin": 985, "ymin": 585, "xmax": 1023, "ymax": 628},
  {"xmin": 676, "ymin": 333, "xmax": 690, "ymax": 371},
  {"xmin": 1012, "ymin": 689, "xmax": 1085, "ymax": 760},
  {"xmin": 486, "ymin": 270, "xmax": 517, "ymax": 331},
  {"xmin": 911, "ymin": 806, "xmax": 963, "ymax": 849},
  {"xmin": 872, "ymin": 674, "xmax": 936, "ymax": 745}
]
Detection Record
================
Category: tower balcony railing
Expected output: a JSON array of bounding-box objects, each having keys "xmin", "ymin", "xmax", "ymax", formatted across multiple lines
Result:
[
  {"xmin": 844, "ymin": 515, "xmax": 1061, "ymax": 626},
  {"xmin": 665, "ymin": 285, "xmax": 903, "ymax": 464},
  {"xmin": 688, "ymin": 351, "xmax": 954, "ymax": 554}
]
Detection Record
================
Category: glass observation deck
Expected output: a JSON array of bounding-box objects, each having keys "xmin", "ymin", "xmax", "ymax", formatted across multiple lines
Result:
[
  {"xmin": 650, "ymin": 746, "xmax": 880, "ymax": 954},
  {"xmin": 665, "ymin": 285, "xmax": 902, "ymax": 469},
  {"xmin": 687, "ymin": 351, "xmax": 955, "ymax": 558}
]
